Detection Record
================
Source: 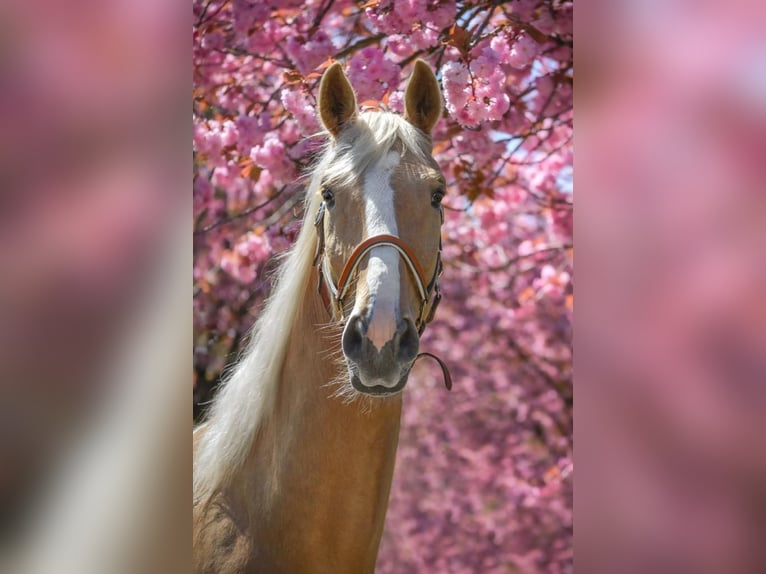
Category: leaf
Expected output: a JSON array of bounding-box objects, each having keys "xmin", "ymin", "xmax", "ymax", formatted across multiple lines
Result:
[
  {"xmin": 544, "ymin": 465, "xmax": 561, "ymax": 482},
  {"xmin": 272, "ymin": 8, "xmax": 294, "ymax": 19},
  {"xmin": 444, "ymin": 125, "xmax": 464, "ymax": 139},
  {"xmin": 444, "ymin": 24, "xmax": 471, "ymax": 57},
  {"xmin": 518, "ymin": 286, "xmax": 535, "ymax": 304},
  {"xmin": 316, "ymin": 58, "xmax": 336, "ymax": 71},
  {"xmin": 283, "ymin": 70, "xmax": 303, "ymax": 85},
  {"xmin": 241, "ymin": 164, "xmax": 262, "ymax": 182},
  {"xmin": 359, "ymin": 99, "xmax": 382, "ymax": 110},
  {"xmin": 466, "ymin": 183, "xmax": 482, "ymax": 202},
  {"xmin": 432, "ymin": 140, "xmax": 450, "ymax": 155}
]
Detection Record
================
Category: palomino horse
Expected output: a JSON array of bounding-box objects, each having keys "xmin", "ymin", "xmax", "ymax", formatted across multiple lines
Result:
[{"xmin": 193, "ymin": 60, "xmax": 450, "ymax": 573}]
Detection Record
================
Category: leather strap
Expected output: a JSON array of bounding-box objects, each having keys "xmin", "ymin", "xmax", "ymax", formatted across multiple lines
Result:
[
  {"xmin": 337, "ymin": 234, "xmax": 429, "ymax": 306},
  {"xmin": 415, "ymin": 352, "xmax": 453, "ymax": 391},
  {"xmin": 314, "ymin": 201, "xmax": 441, "ymax": 328}
]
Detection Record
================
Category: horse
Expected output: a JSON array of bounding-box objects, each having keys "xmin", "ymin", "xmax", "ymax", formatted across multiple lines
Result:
[{"xmin": 193, "ymin": 59, "xmax": 450, "ymax": 574}]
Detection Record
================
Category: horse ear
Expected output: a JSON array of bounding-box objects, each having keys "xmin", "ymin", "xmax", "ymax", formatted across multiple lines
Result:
[
  {"xmin": 318, "ymin": 62, "xmax": 358, "ymax": 137},
  {"xmin": 404, "ymin": 60, "xmax": 442, "ymax": 134}
]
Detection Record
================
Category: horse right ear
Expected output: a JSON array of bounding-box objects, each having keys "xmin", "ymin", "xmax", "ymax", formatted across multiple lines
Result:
[{"xmin": 318, "ymin": 62, "xmax": 358, "ymax": 137}]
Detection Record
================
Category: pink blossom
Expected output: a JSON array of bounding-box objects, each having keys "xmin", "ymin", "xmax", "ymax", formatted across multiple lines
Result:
[
  {"xmin": 547, "ymin": 204, "xmax": 573, "ymax": 243},
  {"xmin": 235, "ymin": 114, "xmax": 266, "ymax": 151},
  {"xmin": 193, "ymin": 175, "xmax": 213, "ymax": 213},
  {"xmin": 285, "ymin": 30, "xmax": 335, "ymax": 75},
  {"xmin": 250, "ymin": 133, "xmax": 295, "ymax": 181},
  {"xmin": 281, "ymin": 88, "xmax": 320, "ymax": 134},
  {"xmin": 236, "ymin": 231, "xmax": 271, "ymax": 263},
  {"xmin": 347, "ymin": 47, "xmax": 400, "ymax": 102},
  {"xmin": 387, "ymin": 89, "xmax": 405, "ymax": 113},
  {"xmin": 508, "ymin": 33, "xmax": 540, "ymax": 69},
  {"xmin": 442, "ymin": 61, "xmax": 471, "ymax": 114},
  {"xmin": 231, "ymin": 0, "xmax": 266, "ymax": 43}
]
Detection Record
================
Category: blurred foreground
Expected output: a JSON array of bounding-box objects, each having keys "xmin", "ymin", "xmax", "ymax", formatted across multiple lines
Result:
[{"xmin": 0, "ymin": 1, "xmax": 189, "ymax": 572}]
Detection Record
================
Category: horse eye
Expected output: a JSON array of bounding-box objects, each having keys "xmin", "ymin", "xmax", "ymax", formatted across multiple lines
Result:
[
  {"xmin": 322, "ymin": 187, "xmax": 335, "ymax": 204},
  {"xmin": 431, "ymin": 189, "xmax": 445, "ymax": 207}
]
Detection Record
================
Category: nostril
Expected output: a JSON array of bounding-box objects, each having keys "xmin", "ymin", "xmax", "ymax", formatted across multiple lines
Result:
[
  {"xmin": 397, "ymin": 319, "xmax": 420, "ymax": 363},
  {"xmin": 342, "ymin": 315, "xmax": 367, "ymax": 361}
]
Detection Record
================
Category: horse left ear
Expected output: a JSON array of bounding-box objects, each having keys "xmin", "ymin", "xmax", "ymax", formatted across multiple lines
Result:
[{"xmin": 404, "ymin": 60, "xmax": 443, "ymax": 135}]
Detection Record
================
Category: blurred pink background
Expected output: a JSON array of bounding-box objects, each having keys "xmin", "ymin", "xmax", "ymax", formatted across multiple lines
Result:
[{"xmin": 577, "ymin": 0, "xmax": 766, "ymax": 572}]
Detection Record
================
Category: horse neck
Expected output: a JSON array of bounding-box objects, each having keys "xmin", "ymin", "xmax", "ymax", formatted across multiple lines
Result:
[{"xmin": 243, "ymin": 272, "xmax": 403, "ymax": 571}]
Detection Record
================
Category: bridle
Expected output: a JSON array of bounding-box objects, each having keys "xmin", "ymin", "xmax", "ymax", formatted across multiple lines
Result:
[
  {"xmin": 312, "ymin": 200, "xmax": 452, "ymax": 390},
  {"xmin": 312, "ymin": 201, "xmax": 443, "ymax": 334}
]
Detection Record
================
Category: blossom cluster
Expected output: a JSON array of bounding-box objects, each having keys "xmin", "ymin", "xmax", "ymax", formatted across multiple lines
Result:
[{"xmin": 193, "ymin": 0, "xmax": 572, "ymax": 571}]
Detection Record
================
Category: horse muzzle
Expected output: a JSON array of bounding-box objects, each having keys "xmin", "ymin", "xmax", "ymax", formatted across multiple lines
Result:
[{"xmin": 342, "ymin": 314, "xmax": 419, "ymax": 396}]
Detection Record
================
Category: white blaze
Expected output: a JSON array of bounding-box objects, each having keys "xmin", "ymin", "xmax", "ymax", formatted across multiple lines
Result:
[{"xmin": 359, "ymin": 151, "xmax": 401, "ymax": 350}]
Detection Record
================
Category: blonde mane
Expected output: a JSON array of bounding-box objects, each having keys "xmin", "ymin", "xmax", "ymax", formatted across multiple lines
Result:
[{"xmin": 193, "ymin": 111, "xmax": 432, "ymax": 503}]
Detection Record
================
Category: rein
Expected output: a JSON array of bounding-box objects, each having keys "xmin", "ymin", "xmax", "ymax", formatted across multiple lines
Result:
[{"xmin": 312, "ymin": 201, "xmax": 452, "ymax": 391}]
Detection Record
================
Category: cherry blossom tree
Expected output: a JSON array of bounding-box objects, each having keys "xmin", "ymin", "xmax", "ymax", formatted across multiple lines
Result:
[{"xmin": 193, "ymin": 1, "xmax": 572, "ymax": 571}]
